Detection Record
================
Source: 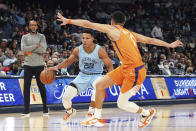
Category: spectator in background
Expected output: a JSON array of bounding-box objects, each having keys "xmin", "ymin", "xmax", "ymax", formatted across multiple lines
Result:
[
  {"xmin": 189, "ymin": 39, "xmax": 195, "ymax": 50},
  {"xmin": 0, "ymin": 48, "xmax": 6, "ymax": 63},
  {"xmin": 15, "ymin": 12, "xmax": 26, "ymax": 27},
  {"xmin": 82, "ymin": 11, "xmax": 92, "ymax": 21},
  {"xmin": 46, "ymin": 47, "xmax": 53, "ymax": 56},
  {"xmin": 3, "ymin": 50, "xmax": 17, "ymax": 67},
  {"xmin": 160, "ymin": 61, "xmax": 172, "ymax": 75},
  {"xmin": 148, "ymin": 57, "xmax": 160, "ymax": 75},
  {"xmin": 185, "ymin": 66, "xmax": 194, "ymax": 75},
  {"xmin": 174, "ymin": 62, "xmax": 185, "ymax": 75},
  {"xmin": 151, "ymin": 22, "xmax": 163, "ymax": 40},
  {"xmin": 58, "ymin": 50, "xmax": 68, "ymax": 63},
  {"xmin": 47, "ymin": 59, "xmax": 54, "ymax": 67},
  {"xmin": 62, "ymin": 41, "xmax": 68, "ymax": 50},
  {"xmin": 9, "ymin": 39, "xmax": 19, "ymax": 54},
  {"xmin": 0, "ymin": 39, "xmax": 8, "ymax": 52},
  {"xmin": 15, "ymin": 51, "xmax": 24, "ymax": 74},
  {"xmin": 7, "ymin": 62, "xmax": 19, "ymax": 75},
  {"xmin": 0, "ymin": 62, "xmax": 6, "ymax": 76},
  {"xmin": 108, "ymin": 50, "xmax": 120, "ymax": 69},
  {"xmin": 182, "ymin": 22, "xmax": 190, "ymax": 36},
  {"xmin": 0, "ymin": 0, "xmax": 195, "ymax": 76}
]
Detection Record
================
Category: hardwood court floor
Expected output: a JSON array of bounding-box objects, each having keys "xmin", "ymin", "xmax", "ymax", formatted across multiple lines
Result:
[{"xmin": 0, "ymin": 104, "xmax": 196, "ymax": 131}]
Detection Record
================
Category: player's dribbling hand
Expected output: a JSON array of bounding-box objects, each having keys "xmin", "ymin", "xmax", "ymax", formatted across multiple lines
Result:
[
  {"xmin": 169, "ymin": 40, "xmax": 184, "ymax": 48},
  {"xmin": 47, "ymin": 66, "xmax": 59, "ymax": 72},
  {"xmin": 57, "ymin": 12, "xmax": 68, "ymax": 26}
]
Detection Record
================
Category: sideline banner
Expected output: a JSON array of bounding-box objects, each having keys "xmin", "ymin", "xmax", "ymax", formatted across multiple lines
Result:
[
  {"xmin": 164, "ymin": 77, "xmax": 196, "ymax": 98},
  {"xmin": 0, "ymin": 79, "xmax": 24, "ymax": 106},
  {"xmin": 0, "ymin": 76, "xmax": 195, "ymax": 106},
  {"xmin": 46, "ymin": 78, "xmax": 157, "ymax": 103},
  {"xmin": 19, "ymin": 79, "xmax": 43, "ymax": 104}
]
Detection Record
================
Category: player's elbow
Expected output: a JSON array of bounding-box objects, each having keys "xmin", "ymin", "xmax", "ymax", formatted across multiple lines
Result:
[
  {"xmin": 147, "ymin": 38, "xmax": 156, "ymax": 44},
  {"xmin": 83, "ymin": 20, "xmax": 92, "ymax": 28}
]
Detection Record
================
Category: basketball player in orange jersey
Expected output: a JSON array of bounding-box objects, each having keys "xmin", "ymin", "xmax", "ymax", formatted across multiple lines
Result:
[{"xmin": 56, "ymin": 11, "xmax": 183, "ymax": 128}]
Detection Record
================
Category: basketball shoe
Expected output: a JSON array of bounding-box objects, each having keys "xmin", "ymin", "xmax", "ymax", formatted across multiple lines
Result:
[
  {"xmin": 80, "ymin": 116, "xmax": 104, "ymax": 127},
  {"xmin": 63, "ymin": 108, "xmax": 76, "ymax": 123},
  {"xmin": 138, "ymin": 108, "xmax": 156, "ymax": 128},
  {"xmin": 21, "ymin": 111, "xmax": 30, "ymax": 117},
  {"xmin": 80, "ymin": 112, "xmax": 94, "ymax": 126}
]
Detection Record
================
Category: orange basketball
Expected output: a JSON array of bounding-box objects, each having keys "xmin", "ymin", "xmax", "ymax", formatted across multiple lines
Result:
[{"xmin": 40, "ymin": 69, "xmax": 56, "ymax": 84}]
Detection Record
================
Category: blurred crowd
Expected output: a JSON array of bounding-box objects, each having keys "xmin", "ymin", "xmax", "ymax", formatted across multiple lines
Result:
[{"xmin": 0, "ymin": 0, "xmax": 195, "ymax": 76}]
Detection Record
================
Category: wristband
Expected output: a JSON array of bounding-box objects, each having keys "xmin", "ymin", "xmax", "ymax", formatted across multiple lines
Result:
[{"xmin": 68, "ymin": 19, "xmax": 71, "ymax": 24}]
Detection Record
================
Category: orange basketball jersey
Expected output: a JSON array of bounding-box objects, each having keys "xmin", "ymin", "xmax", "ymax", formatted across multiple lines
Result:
[{"xmin": 111, "ymin": 25, "xmax": 143, "ymax": 68}]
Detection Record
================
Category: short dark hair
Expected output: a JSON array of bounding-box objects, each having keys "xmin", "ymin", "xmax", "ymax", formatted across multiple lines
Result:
[
  {"xmin": 29, "ymin": 20, "xmax": 38, "ymax": 25},
  {"xmin": 82, "ymin": 29, "xmax": 94, "ymax": 37},
  {"xmin": 111, "ymin": 11, "xmax": 126, "ymax": 25}
]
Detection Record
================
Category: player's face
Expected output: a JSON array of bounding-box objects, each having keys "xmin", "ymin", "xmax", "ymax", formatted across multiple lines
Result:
[
  {"xmin": 82, "ymin": 33, "xmax": 94, "ymax": 48},
  {"xmin": 29, "ymin": 21, "xmax": 38, "ymax": 33}
]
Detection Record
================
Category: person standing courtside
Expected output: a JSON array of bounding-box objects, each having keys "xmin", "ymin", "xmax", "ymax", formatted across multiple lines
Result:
[{"xmin": 21, "ymin": 20, "xmax": 48, "ymax": 116}]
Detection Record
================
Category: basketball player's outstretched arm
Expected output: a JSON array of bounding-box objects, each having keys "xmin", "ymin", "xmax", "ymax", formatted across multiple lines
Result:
[
  {"xmin": 57, "ymin": 13, "xmax": 120, "ymax": 41},
  {"xmin": 132, "ymin": 32, "xmax": 183, "ymax": 48},
  {"xmin": 48, "ymin": 48, "xmax": 79, "ymax": 72},
  {"xmin": 98, "ymin": 47, "xmax": 114, "ymax": 72}
]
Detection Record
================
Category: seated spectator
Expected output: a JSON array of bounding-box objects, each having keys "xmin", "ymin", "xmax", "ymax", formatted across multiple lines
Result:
[
  {"xmin": 109, "ymin": 50, "xmax": 120, "ymax": 69},
  {"xmin": 0, "ymin": 62, "xmax": 6, "ymax": 76},
  {"xmin": 0, "ymin": 48, "xmax": 6, "ymax": 63},
  {"xmin": 189, "ymin": 39, "xmax": 195, "ymax": 50},
  {"xmin": 0, "ymin": 39, "xmax": 8, "ymax": 52},
  {"xmin": 15, "ymin": 51, "xmax": 24, "ymax": 74},
  {"xmin": 9, "ymin": 39, "xmax": 19, "ymax": 54},
  {"xmin": 185, "ymin": 66, "xmax": 194, "ymax": 75},
  {"xmin": 58, "ymin": 50, "xmax": 68, "ymax": 63},
  {"xmin": 7, "ymin": 62, "xmax": 19, "ymax": 76},
  {"xmin": 160, "ymin": 61, "xmax": 172, "ymax": 75},
  {"xmin": 47, "ymin": 59, "xmax": 55, "ymax": 67},
  {"xmin": 3, "ymin": 50, "xmax": 17, "ymax": 66},
  {"xmin": 174, "ymin": 62, "xmax": 185, "ymax": 75},
  {"xmin": 51, "ymin": 53, "xmax": 59, "ymax": 66}
]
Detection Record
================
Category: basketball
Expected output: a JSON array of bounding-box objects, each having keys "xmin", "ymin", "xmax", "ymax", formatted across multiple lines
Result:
[{"xmin": 40, "ymin": 69, "xmax": 56, "ymax": 84}]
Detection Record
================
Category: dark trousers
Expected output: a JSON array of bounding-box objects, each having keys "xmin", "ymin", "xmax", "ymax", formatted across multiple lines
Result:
[{"xmin": 23, "ymin": 65, "xmax": 47, "ymax": 113}]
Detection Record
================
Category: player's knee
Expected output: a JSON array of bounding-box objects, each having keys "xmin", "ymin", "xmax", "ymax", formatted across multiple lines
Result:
[
  {"xmin": 62, "ymin": 93, "xmax": 71, "ymax": 102},
  {"xmin": 91, "ymin": 90, "xmax": 96, "ymax": 101},
  {"xmin": 95, "ymin": 81, "xmax": 105, "ymax": 91},
  {"xmin": 117, "ymin": 96, "xmax": 127, "ymax": 110}
]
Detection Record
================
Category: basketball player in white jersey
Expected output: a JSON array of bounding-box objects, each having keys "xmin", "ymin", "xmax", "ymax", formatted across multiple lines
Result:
[{"xmin": 48, "ymin": 29, "xmax": 113, "ymax": 122}]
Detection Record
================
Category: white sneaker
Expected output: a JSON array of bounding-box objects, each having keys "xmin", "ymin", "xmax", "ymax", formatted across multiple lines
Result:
[
  {"xmin": 80, "ymin": 117, "xmax": 104, "ymax": 127},
  {"xmin": 80, "ymin": 112, "xmax": 94, "ymax": 126},
  {"xmin": 43, "ymin": 108, "xmax": 49, "ymax": 116},
  {"xmin": 63, "ymin": 109, "xmax": 76, "ymax": 123}
]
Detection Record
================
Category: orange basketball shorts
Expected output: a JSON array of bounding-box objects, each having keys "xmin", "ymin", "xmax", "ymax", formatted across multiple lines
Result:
[{"xmin": 107, "ymin": 64, "xmax": 146, "ymax": 93}]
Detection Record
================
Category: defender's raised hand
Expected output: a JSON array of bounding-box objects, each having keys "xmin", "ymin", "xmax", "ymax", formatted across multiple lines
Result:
[
  {"xmin": 169, "ymin": 40, "xmax": 184, "ymax": 48},
  {"xmin": 57, "ymin": 12, "xmax": 68, "ymax": 26}
]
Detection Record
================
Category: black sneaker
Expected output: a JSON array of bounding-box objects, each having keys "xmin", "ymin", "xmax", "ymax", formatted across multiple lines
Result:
[
  {"xmin": 43, "ymin": 108, "xmax": 49, "ymax": 116},
  {"xmin": 21, "ymin": 111, "xmax": 30, "ymax": 117}
]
